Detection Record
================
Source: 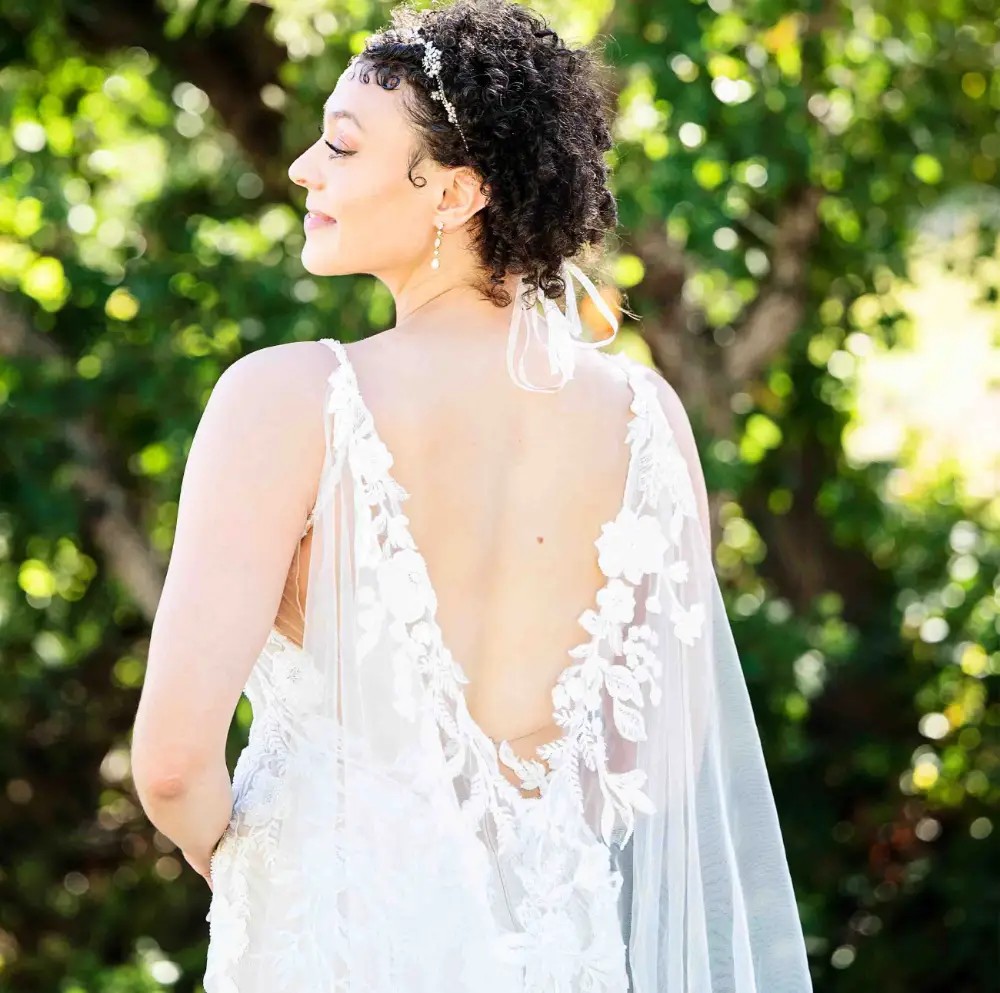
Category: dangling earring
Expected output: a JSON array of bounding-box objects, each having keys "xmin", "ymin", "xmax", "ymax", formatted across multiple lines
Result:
[{"xmin": 431, "ymin": 221, "xmax": 443, "ymax": 270}]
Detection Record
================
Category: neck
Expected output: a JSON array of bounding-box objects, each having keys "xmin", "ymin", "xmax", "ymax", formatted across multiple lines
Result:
[{"xmin": 387, "ymin": 269, "xmax": 523, "ymax": 337}]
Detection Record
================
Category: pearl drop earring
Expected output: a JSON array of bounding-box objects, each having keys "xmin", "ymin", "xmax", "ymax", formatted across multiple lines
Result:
[{"xmin": 431, "ymin": 221, "xmax": 443, "ymax": 270}]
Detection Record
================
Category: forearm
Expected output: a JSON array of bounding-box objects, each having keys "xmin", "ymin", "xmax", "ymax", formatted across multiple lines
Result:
[{"xmin": 135, "ymin": 757, "xmax": 234, "ymax": 864}]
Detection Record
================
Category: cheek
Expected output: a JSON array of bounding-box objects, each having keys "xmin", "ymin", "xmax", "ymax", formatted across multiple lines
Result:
[{"xmin": 333, "ymin": 170, "xmax": 427, "ymax": 239}]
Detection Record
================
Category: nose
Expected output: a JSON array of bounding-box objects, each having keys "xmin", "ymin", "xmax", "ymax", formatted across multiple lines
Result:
[{"xmin": 288, "ymin": 148, "xmax": 322, "ymax": 190}]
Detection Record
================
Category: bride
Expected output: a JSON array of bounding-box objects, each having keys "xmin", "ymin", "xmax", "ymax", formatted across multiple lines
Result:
[{"xmin": 130, "ymin": 1, "xmax": 813, "ymax": 990}]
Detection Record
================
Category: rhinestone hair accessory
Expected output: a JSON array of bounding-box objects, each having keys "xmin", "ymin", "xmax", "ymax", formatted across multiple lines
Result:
[{"xmin": 397, "ymin": 25, "xmax": 472, "ymax": 154}]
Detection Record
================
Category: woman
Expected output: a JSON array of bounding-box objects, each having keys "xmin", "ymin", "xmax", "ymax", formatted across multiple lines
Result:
[{"xmin": 131, "ymin": 2, "xmax": 813, "ymax": 991}]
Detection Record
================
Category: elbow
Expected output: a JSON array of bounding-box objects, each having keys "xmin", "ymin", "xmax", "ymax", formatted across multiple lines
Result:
[
  {"xmin": 130, "ymin": 738, "xmax": 210, "ymax": 805},
  {"xmin": 129, "ymin": 694, "xmax": 223, "ymax": 801}
]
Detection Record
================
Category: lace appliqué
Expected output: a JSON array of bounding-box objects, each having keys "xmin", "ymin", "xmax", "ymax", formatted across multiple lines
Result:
[
  {"xmin": 203, "ymin": 339, "xmax": 709, "ymax": 993},
  {"xmin": 322, "ymin": 339, "xmax": 705, "ymax": 850},
  {"xmin": 204, "ymin": 630, "xmax": 330, "ymax": 992}
]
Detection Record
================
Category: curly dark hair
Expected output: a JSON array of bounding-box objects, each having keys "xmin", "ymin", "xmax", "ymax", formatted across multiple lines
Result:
[{"xmin": 353, "ymin": 0, "xmax": 620, "ymax": 309}]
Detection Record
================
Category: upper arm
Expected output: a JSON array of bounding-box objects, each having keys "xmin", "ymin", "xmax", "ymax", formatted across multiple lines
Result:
[
  {"xmin": 645, "ymin": 368, "xmax": 713, "ymax": 551},
  {"xmin": 131, "ymin": 342, "xmax": 333, "ymax": 785}
]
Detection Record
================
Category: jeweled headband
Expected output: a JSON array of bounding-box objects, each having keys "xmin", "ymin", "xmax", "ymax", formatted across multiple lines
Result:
[{"xmin": 396, "ymin": 25, "xmax": 472, "ymax": 154}]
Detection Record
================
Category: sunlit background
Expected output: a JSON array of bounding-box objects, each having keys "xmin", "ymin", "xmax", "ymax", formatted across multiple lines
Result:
[{"xmin": 1, "ymin": 0, "xmax": 997, "ymax": 990}]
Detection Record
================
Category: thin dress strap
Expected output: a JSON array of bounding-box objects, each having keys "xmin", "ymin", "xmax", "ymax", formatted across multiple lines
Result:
[{"xmin": 298, "ymin": 338, "xmax": 351, "ymax": 539}]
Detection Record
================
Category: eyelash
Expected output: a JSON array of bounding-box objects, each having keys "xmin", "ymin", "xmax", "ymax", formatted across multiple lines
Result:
[{"xmin": 318, "ymin": 126, "xmax": 350, "ymax": 160}]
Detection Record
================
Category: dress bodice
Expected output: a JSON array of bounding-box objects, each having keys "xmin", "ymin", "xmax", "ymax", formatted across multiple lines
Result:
[{"xmin": 202, "ymin": 337, "xmax": 697, "ymax": 993}]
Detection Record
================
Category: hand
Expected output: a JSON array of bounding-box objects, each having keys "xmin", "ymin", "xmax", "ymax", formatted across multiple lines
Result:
[{"xmin": 182, "ymin": 846, "xmax": 215, "ymax": 892}]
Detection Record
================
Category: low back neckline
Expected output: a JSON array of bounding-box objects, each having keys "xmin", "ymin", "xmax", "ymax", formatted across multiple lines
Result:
[{"xmin": 309, "ymin": 337, "xmax": 650, "ymax": 806}]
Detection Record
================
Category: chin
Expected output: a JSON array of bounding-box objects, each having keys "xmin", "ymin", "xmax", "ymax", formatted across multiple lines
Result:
[{"xmin": 299, "ymin": 246, "xmax": 346, "ymax": 277}]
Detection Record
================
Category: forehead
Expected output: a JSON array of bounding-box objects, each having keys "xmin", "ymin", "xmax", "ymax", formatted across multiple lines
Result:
[{"xmin": 324, "ymin": 68, "xmax": 410, "ymax": 135}]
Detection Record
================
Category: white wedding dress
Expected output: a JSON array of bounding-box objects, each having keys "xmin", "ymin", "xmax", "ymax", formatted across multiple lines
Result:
[{"xmin": 202, "ymin": 322, "xmax": 813, "ymax": 992}]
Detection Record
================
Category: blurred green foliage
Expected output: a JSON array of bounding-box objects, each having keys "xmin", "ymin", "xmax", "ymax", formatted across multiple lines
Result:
[{"xmin": 0, "ymin": 0, "xmax": 997, "ymax": 990}]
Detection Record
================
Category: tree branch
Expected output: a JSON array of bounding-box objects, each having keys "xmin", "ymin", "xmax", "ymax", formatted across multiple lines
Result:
[
  {"xmin": 63, "ymin": 0, "xmax": 290, "ymax": 200},
  {"xmin": 0, "ymin": 295, "xmax": 165, "ymax": 620},
  {"xmin": 724, "ymin": 186, "xmax": 824, "ymax": 383}
]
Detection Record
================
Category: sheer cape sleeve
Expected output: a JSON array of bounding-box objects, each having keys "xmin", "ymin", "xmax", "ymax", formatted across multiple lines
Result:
[
  {"xmin": 609, "ymin": 367, "xmax": 814, "ymax": 993},
  {"xmin": 298, "ymin": 347, "xmax": 814, "ymax": 992},
  {"xmin": 501, "ymin": 266, "xmax": 812, "ymax": 989},
  {"xmin": 216, "ymin": 341, "xmax": 815, "ymax": 993}
]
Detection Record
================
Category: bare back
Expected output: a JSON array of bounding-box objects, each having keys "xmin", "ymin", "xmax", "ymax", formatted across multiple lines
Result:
[{"xmin": 274, "ymin": 331, "xmax": 638, "ymax": 776}]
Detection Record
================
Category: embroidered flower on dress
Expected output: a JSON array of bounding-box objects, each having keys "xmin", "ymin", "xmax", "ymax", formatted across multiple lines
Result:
[
  {"xmin": 238, "ymin": 765, "xmax": 291, "ymax": 827},
  {"xmin": 671, "ymin": 599, "xmax": 706, "ymax": 646},
  {"xmin": 663, "ymin": 436, "xmax": 700, "ymax": 521},
  {"xmin": 385, "ymin": 509, "xmax": 418, "ymax": 550},
  {"xmin": 593, "ymin": 576, "xmax": 636, "ymax": 627},
  {"xmin": 326, "ymin": 369, "xmax": 355, "ymax": 418},
  {"xmin": 622, "ymin": 623, "xmax": 662, "ymax": 706},
  {"xmin": 497, "ymin": 740, "xmax": 549, "ymax": 794},
  {"xmin": 354, "ymin": 422, "xmax": 395, "ymax": 475},
  {"xmin": 595, "ymin": 507, "xmax": 669, "ymax": 583},
  {"xmin": 378, "ymin": 547, "xmax": 437, "ymax": 624},
  {"xmin": 603, "ymin": 663, "xmax": 643, "ymax": 706},
  {"xmin": 271, "ymin": 654, "xmax": 324, "ymax": 713}
]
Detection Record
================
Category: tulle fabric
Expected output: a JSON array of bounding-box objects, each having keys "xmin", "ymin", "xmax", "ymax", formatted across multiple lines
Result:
[
  {"xmin": 205, "ymin": 371, "xmax": 521, "ymax": 992},
  {"xmin": 204, "ymin": 323, "xmax": 812, "ymax": 992},
  {"xmin": 616, "ymin": 396, "xmax": 814, "ymax": 993}
]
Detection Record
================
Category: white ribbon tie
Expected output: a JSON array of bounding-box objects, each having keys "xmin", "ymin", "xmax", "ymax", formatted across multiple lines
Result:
[{"xmin": 506, "ymin": 260, "xmax": 620, "ymax": 393}]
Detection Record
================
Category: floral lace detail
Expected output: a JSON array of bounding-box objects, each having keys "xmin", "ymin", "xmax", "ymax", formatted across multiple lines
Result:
[
  {"xmin": 203, "ymin": 338, "xmax": 708, "ymax": 993},
  {"xmin": 490, "ymin": 783, "xmax": 629, "ymax": 989},
  {"xmin": 543, "ymin": 366, "xmax": 708, "ymax": 844},
  {"xmin": 318, "ymin": 338, "xmax": 703, "ymax": 849},
  {"xmin": 206, "ymin": 627, "xmax": 526, "ymax": 992},
  {"xmin": 205, "ymin": 630, "xmax": 329, "ymax": 991}
]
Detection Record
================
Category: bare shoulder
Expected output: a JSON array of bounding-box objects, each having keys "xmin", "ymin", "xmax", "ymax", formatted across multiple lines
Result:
[
  {"xmin": 218, "ymin": 339, "xmax": 339, "ymax": 392},
  {"xmin": 213, "ymin": 339, "xmax": 343, "ymax": 422},
  {"xmin": 202, "ymin": 339, "xmax": 343, "ymax": 508}
]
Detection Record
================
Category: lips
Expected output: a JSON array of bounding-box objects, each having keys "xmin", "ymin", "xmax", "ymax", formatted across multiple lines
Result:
[{"xmin": 304, "ymin": 210, "xmax": 337, "ymax": 231}]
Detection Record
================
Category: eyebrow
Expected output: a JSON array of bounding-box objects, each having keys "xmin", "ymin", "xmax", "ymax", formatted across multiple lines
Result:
[{"xmin": 322, "ymin": 104, "xmax": 366, "ymax": 132}]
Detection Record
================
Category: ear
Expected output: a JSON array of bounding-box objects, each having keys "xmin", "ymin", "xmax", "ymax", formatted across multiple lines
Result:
[{"xmin": 436, "ymin": 166, "xmax": 490, "ymax": 228}]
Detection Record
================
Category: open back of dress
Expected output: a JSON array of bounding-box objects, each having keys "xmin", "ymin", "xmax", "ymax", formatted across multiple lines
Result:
[{"xmin": 203, "ymin": 338, "xmax": 813, "ymax": 993}]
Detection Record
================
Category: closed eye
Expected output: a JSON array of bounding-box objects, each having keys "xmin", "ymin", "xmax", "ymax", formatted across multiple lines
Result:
[{"xmin": 318, "ymin": 125, "xmax": 351, "ymax": 159}]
